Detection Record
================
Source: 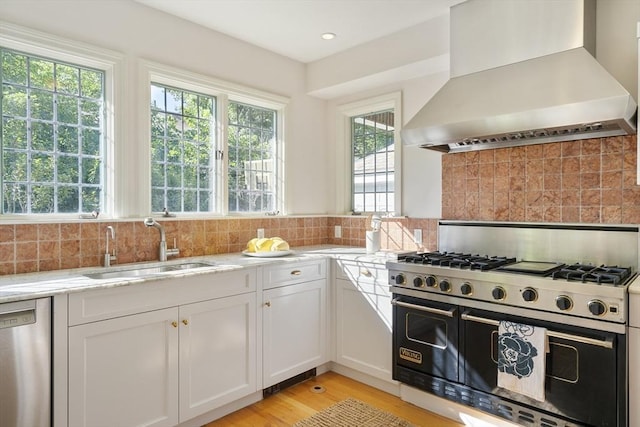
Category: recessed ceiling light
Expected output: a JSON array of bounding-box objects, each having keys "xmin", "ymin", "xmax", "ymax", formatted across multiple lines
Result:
[{"xmin": 321, "ymin": 32, "xmax": 336, "ymax": 40}]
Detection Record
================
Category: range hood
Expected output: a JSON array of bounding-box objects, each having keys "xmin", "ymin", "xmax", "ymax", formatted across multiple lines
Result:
[{"xmin": 402, "ymin": 0, "xmax": 637, "ymax": 153}]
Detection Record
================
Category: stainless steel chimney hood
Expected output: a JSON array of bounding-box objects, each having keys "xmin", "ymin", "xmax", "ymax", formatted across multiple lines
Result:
[{"xmin": 402, "ymin": 0, "xmax": 637, "ymax": 153}]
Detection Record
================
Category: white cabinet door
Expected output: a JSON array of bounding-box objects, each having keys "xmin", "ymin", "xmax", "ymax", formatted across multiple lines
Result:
[
  {"xmin": 335, "ymin": 278, "xmax": 393, "ymax": 382},
  {"xmin": 630, "ymin": 327, "xmax": 640, "ymax": 427},
  {"xmin": 68, "ymin": 308, "xmax": 179, "ymax": 427},
  {"xmin": 263, "ymin": 279, "xmax": 327, "ymax": 387},
  {"xmin": 178, "ymin": 293, "xmax": 257, "ymax": 421}
]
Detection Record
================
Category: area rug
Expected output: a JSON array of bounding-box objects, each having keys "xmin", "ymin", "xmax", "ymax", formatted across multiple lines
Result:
[{"xmin": 293, "ymin": 398, "xmax": 415, "ymax": 427}]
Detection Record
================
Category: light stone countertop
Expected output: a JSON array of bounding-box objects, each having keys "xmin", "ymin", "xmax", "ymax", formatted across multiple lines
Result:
[
  {"xmin": 627, "ymin": 274, "xmax": 640, "ymax": 295},
  {"xmin": 0, "ymin": 246, "xmax": 402, "ymax": 304}
]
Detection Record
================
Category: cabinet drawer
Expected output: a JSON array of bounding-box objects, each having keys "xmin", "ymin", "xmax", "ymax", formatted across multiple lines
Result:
[
  {"xmin": 335, "ymin": 260, "xmax": 388, "ymax": 288},
  {"xmin": 263, "ymin": 259, "xmax": 326, "ymax": 289},
  {"xmin": 69, "ymin": 268, "xmax": 256, "ymax": 326}
]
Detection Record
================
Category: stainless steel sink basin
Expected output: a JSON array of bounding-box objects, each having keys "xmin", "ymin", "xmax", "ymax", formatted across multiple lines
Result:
[{"xmin": 84, "ymin": 262, "xmax": 216, "ymax": 280}]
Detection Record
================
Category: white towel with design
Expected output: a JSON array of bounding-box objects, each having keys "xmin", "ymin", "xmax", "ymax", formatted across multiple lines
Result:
[{"xmin": 497, "ymin": 321, "xmax": 548, "ymax": 402}]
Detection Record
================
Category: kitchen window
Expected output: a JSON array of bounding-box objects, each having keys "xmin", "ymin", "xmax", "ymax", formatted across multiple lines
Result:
[
  {"xmin": 0, "ymin": 24, "xmax": 121, "ymax": 218},
  {"xmin": 227, "ymin": 101, "xmax": 277, "ymax": 213},
  {"xmin": 150, "ymin": 83, "xmax": 216, "ymax": 213},
  {"xmin": 144, "ymin": 61, "xmax": 287, "ymax": 216},
  {"xmin": 337, "ymin": 92, "xmax": 401, "ymax": 215},
  {"xmin": 0, "ymin": 48, "xmax": 105, "ymax": 214}
]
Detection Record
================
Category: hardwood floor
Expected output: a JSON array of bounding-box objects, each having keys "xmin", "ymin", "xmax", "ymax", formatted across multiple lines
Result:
[{"xmin": 204, "ymin": 371, "xmax": 463, "ymax": 427}]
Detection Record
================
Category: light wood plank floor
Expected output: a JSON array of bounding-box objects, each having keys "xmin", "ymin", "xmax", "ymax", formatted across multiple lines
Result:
[{"xmin": 204, "ymin": 371, "xmax": 463, "ymax": 427}]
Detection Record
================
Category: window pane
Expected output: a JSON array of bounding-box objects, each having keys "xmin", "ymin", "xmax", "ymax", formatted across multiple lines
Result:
[
  {"xmin": 58, "ymin": 186, "xmax": 79, "ymax": 212},
  {"xmin": 227, "ymin": 101, "xmax": 277, "ymax": 213},
  {"xmin": 2, "ymin": 84, "xmax": 27, "ymax": 117},
  {"xmin": 32, "ymin": 122, "xmax": 54, "ymax": 151},
  {"xmin": 80, "ymin": 69, "xmax": 102, "ymax": 99},
  {"xmin": 2, "ymin": 51, "xmax": 27, "ymax": 85},
  {"xmin": 57, "ymin": 94, "xmax": 78, "ymax": 124},
  {"xmin": 149, "ymin": 83, "xmax": 216, "ymax": 213},
  {"xmin": 351, "ymin": 109, "xmax": 394, "ymax": 213},
  {"xmin": 3, "ymin": 183, "xmax": 27, "ymax": 213},
  {"xmin": 30, "ymin": 90, "xmax": 54, "ymax": 120},
  {"xmin": 58, "ymin": 156, "xmax": 79, "ymax": 183},
  {"xmin": 2, "ymin": 118, "xmax": 27, "ymax": 149},
  {"xmin": 56, "ymin": 64, "xmax": 79, "ymax": 95},
  {"xmin": 30, "ymin": 58, "xmax": 54, "ymax": 90}
]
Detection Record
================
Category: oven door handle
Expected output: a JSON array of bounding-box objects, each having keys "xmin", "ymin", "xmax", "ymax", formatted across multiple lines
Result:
[
  {"xmin": 391, "ymin": 298, "xmax": 456, "ymax": 318},
  {"xmin": 460, "ymin": 312, "xmax": 614, "ymax": 349}
]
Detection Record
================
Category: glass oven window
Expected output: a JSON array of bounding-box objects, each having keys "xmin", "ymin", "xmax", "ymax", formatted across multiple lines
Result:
[{"xmin": 406, "ymin": 313, "xmax": 448, "ymax": 349}]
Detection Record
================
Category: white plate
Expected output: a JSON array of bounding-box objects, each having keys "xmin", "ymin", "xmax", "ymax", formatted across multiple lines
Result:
[{"xmin": 242, "ymin": 250, "xmax": 293, "ymax": 258}]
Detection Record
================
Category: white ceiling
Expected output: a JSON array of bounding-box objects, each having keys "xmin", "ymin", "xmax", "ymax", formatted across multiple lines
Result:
[{"xmin": 135, "ymin": 0, "xmax": 464, "ymax": 63}]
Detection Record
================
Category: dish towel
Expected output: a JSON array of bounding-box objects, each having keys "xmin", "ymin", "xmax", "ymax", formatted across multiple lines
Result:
[{"xmin": 497, "ymin": 320, "xmax": 548, "ymax": 402}]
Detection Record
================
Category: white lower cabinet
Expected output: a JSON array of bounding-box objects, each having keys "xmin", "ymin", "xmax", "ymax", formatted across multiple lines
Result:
[
  {"xmin": 262, "ymin": 260, "xmax": 328, "ymax": 388},
  {"xmin": 68, "ymin": 308, "xmax": 179, "ymax": 427},
  {"xmin": 334, "ymin": 260, "xmax": 394, "ymax": 383},
  {"xmin": 68, "ymin": 272, "xmax": 257, "ymax": 427},
  {"xmin": 178, "ymin": 294, "xmax": 256, "ymax": 420}
]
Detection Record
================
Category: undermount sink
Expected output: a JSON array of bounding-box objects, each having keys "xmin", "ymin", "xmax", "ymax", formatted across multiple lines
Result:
[{"xmin": 84, "ymin": 262, "xmax": 216, "ymax": 280}]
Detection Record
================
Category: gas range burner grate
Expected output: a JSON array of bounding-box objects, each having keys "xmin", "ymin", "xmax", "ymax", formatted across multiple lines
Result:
[
  {"xmin": 551, "ymin": 264, "xmax": 633, "ymax": 285},
  {"xmin": 399, "ymin": 252, "xmax": 516, "ymax": 271}
]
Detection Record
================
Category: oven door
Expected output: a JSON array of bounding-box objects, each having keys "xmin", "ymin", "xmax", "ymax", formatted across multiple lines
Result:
[
  {"xmin": 392, "ymin": 295, "xmax": 459, "ymax": 383},
  {"xmin": 461, "ymin": 308, "xmax": 624, "ymax": 427}
]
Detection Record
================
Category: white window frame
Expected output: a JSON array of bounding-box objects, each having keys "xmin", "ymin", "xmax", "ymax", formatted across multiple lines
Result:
[
  {"xmin": 0, "ymin": 22, "xmax": 123, "ymax": 220},
  {"xmin": 138, "ymin": 60, "xmax": 288, "ymax": 218},
  {"xmin": 336, "ymin": 92, "xmax": 402, "ymax": 216}
]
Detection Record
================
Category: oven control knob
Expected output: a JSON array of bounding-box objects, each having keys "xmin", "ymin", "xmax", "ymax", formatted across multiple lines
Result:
[
  {"xmin": 413, "ymin": 277, "xmax": 425, "ymax": 288},
  {"xmin": 439, "ymin": 280, "xmax": 451, "ymax": 293},
  {"xmin": 460, "ymin": 282, "xmax": 473, "ymax": 295},
  {"xmin": 425, "ymin": 275, "xmax": 437, "ymax": 287},
  {"xmin": 394, "ymin": 274, "xmax": 406, "ymax": 285},
  {"xmin": 522, "ymin": 288, "xmax": 538, "ymax": 302},
  {"xmin": 492, "ymin": 287, "xmax": 506, "ymax": 300},
  {"xmin": 556, "ymin": 295, "xmax": 573, "ymax": 311},
  {"xmin": 588, "ymin": 300, "xmax": 607, "ymax": 316}
]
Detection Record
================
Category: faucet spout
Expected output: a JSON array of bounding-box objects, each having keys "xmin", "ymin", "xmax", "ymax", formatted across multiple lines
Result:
[
  {"xmin": 143, "ymin": 217, "xmax": 175, "ymax": 261},
  {"xmin": 104, "ymin": 225, "xmax": 117, "ymax": 267}
]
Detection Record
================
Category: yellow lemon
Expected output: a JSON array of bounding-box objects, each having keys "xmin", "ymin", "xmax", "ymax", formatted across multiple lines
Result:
[
  {"xmin": 246, "ymin": 238, "xmax": 259, "ymax": 252},
  {"xmin": 256, "ymin": 238, "xmax": 272, "ymax": 252},
  {"xmin": 271, "ymin": 240, "xmax": 289, "ymax": 251}
]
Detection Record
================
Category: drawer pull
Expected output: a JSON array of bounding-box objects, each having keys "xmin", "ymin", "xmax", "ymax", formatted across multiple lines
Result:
[
  {"xmin": 360, "ymin": 269, "xmax": 372, "ymax": 277},
  {"xmin": 171, "ymin": 321, "xmax": 178, "ymax": 328},
  {"xmin": 291, "ymin": 270, "xmax": 302, "ymax": 276},
  {"xmin": 265, "ymin": 301, "xmax": 271, "ymax": 307},
  {"xmin": 182, "ymin": 319, "xmax": 189, "ymax": 326}
]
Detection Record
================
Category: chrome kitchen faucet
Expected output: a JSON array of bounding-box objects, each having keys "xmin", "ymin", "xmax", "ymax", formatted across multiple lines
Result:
[
  {"xmin": 144, "ymin": 217, "xmax": 179, "ymax": 261},
  {"xmin": 104, "ymin": 225, "xmax": 117, "ymax": 267}
]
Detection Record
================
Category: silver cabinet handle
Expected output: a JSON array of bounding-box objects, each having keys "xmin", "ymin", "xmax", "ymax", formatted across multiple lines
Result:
[
  {"xmin": 290, "ymin": 270, "xmax": 302, "ymax": 276},
  {"xmin": 391, "ymin": 298, "xmax": 456, "ymax": 318},
  {"xmin": 360, "ymin": 268, "xmax": 372, "ymax": 277},
  {"xmin": 460, "ymin": 312, "xmax": 614, "ymax": 349}
]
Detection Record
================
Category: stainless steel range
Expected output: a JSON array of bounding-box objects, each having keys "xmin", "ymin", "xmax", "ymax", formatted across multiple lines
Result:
[{"xmin": 388, "ymin": 221, "xmax": 638, "ymax": 427}]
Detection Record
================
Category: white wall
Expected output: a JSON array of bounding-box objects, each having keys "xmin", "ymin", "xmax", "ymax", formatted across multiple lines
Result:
[{"xmin": 0, "ymin": 0, "xmax": 330, "ymax": 216}]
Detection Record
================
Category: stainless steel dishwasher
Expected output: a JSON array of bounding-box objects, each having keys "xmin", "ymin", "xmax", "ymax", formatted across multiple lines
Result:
[{"xmin": 0, "ymin": 297, "xmax": 51, "ymax": 427}]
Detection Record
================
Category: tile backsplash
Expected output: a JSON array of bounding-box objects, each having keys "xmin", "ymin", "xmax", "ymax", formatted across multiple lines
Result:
[
  {"xmin": 442, "ymin": 135, "xmax": 639, "ymax": 223},
  {"xmin": 0, "ymin": 216, "xmax": 437, "ymax": 275}
]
